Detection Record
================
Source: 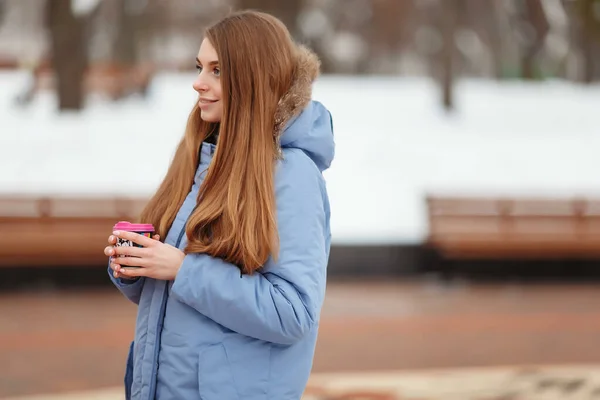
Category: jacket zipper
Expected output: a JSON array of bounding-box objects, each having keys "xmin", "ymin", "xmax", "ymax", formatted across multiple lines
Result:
[
  {"xmin": 147, "ymin": 226, "xmax": 187, "ymax": 399},
  {"xmin": 147, "ymin": 146, "xmax": 206, "ymax": 399}
]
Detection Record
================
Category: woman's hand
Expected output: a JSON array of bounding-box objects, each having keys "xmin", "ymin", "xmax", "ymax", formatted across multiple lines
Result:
[
  {"xmin": 105, "ymin": 234, "xmax": 150, "ymax": 280},
  {"xmin": 105, "ymin": 231, "xmax": 184, "ymax": 281}
]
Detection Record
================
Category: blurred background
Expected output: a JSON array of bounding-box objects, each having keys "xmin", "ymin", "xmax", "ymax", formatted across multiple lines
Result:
[{"xmin": 2, "ymin": 0, "xmax": 600, "ymax": 399}]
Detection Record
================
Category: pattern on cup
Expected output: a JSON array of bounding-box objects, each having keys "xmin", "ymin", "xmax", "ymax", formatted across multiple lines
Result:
[
  {"xmin": 114, "ymin": 232, "xmax": 152, "ymax": 268},
  {"xmin": 116, "ymin": 237, "xmax": 134, "ymax": 254},
  {"xmin": 115, "ymin": 233, "xmax": 152, "ymax": 256}
]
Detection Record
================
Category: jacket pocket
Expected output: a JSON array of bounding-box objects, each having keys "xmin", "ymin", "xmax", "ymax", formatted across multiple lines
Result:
[
  {"xmin": 198, "ymin": 343, "xmax": 239, "ymax": 400},
  {"xmin": 198, "ymin": 338, "xmax": 271, "ymax": 400},
  {"xmin": 124, "ymin": 341, "xmax": 134, "ymax": 400},
  {"xmin": 223, "ymin": 337, "xmax": 271, "ymax": 399}
]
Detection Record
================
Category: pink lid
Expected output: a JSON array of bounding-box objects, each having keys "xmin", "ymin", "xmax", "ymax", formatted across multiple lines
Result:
[{"xmin": 113, "ymin": 221, "xmax": 155, "ymax": 232}]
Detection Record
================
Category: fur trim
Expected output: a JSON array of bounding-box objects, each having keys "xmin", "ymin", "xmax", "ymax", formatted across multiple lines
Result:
[{"xmin": 273, "ymin": 45, "xmax": 321, "ymax": 148}]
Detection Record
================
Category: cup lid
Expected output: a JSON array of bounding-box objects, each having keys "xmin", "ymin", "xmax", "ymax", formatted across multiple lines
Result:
[{"xmin": 113, "ymin": 221, "xmax": 155, "ymax": 232}]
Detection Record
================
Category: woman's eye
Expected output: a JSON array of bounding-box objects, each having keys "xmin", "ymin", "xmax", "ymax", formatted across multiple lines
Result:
[
  {"xmin": 196, "ymin": 65, "xmax": 202, "ymax": 74},
  {"xmin": 213, "ymin": 68, "xmax": 220, "ymax": 77}
]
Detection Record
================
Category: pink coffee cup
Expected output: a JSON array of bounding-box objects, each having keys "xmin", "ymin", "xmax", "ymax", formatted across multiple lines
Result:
[{"xmin": 113, "ymin": 221, "xmax": 155, "ymax": 266}]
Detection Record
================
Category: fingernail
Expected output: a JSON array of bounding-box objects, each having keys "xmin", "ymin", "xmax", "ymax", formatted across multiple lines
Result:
[{"xmin": 113, "ymin": 231, "xmax": 120, "ymax": 236}]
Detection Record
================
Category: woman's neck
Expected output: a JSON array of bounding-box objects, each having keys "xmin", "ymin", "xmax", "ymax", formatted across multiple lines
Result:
[
  {"xmin": 205, "ymin": 123, "xmax": 220, "ymax": 145},
  {"xmin": 205, "ymin": 132, "xmax": 218, "ymax": 145}
]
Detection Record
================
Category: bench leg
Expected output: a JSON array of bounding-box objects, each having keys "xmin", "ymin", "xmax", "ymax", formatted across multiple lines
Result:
[
  {"xmin": 441, "ymin": 259, "xmax": 455, "ymax": 282},
  {"xmin": 423, "ymin": 249, "xmax": 455, "ymax": 283}
]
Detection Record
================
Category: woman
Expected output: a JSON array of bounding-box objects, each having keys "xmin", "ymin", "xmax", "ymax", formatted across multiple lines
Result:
[{"xmin": 104, "ymin": 10, "xmax": 334, "ymax": 400}]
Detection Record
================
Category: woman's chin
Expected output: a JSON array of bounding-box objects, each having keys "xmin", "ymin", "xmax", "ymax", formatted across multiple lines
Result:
[{"xmin": 200, "ymin": 111, "xmax": 221, "ymax": 123}]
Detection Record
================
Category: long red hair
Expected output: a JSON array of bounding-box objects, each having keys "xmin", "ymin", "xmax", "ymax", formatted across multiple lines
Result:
[{"xmin": 139, "ymin": 11, "xmax": 297, "ymax": 274}]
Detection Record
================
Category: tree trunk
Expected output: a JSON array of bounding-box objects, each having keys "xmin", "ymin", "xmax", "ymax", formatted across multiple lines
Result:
[
  {"xmin": 441, "ymin": 0, "xmax": 458, "ymax": 112},
  {"xmin": 577, "ymin": 0, "xmax": 599, "ymax": 83},
  {"xmin": 521, "ymin": 51, "xmax": 536, "ymax": 79},
  {"xmin": 114, "ymin": 0, "xmax": 138, "ymax": 66},
  {"xmin": 490, "ymin": 0, "xmax": 512, "ymax": 79},
  {"xmin": 46, "ymin": 0, "xmax": 87, "ymax": 111},
  {"xmin": 581, "ymin": 29, "xmax": 595, "ymax": 83},
  {"xmin": 520, "ymin": 0, "xmax": 549, "ymax": 80}
]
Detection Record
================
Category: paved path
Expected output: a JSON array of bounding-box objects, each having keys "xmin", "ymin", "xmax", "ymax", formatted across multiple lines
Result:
[
  {"xmin": 3, "ymin": 279, "xmax": 600, "ymax": 398},
  {"xmin": 8, "ymin": 365, "xmax": 600, "ymax": 400}
]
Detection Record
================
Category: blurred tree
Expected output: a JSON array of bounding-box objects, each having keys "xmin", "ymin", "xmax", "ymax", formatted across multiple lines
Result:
[
  {"xmin": 129, "ymin": 0, "xmax": 169, "ymax": 64},
  {"xmin": 462, "ymin": 0, "xmax": 505, "ymax": 79},
  {"xmin": 441, "ymin": 0, "xmax": 459, "ymax": 111},
  {"xmin": 45, "ymin": 0, "xmax": 101, "ymax": 111},
  {"xmin": 413, "ymin": 0, "xmax": 459, "ymax": 110},
  {"xmin": 114, "ymin": 0, "xmax": 139, "ymax": 65},
  {"xmin": 512, "ymin": 0, "xmax": 549, "ymax": 79},
  {"xmin": 574, "ymin": 0, "xmax": 600, "ymax": 82},
  {"xmin": 366, "ymin": 0, "xmax": 416, "ymax": 74},
  {"xmin": 46, "ymin": 0, "xmax": 87, "ymax": 110},
  {"xmin": 236, "ymin": 0, "xmax": 303, "ymax": 38}
]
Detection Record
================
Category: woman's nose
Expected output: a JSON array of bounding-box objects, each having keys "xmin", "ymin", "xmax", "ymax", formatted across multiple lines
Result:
[{"xmin": 193, "ymin": 74, "xmax": 208, "ymax": 92}]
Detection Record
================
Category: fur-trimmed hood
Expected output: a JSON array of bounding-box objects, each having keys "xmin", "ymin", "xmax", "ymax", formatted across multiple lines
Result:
[{"xmin": 275, "ymin": 45, "xmax": 335, "ymax": 172}]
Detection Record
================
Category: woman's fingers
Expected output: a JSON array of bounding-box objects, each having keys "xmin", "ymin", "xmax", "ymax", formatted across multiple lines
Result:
[{"xmin": 110, "ymin": 262, "xmax": 122, "ymax": 278}]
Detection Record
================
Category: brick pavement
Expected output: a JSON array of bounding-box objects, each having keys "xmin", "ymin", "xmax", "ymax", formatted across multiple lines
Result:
[
  {"xmin": 3, "ymin": 280, "xmax": 600, "ymax": 398},
  {"xmin": 9, "ymin": 366, "xmax": 600, "ymax": 400}
]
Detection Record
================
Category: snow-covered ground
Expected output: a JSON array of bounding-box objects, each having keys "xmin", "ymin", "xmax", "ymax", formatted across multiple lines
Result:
[{"xmin": 1, "ymin": 71, "xmax": 599, "ymax": 244}]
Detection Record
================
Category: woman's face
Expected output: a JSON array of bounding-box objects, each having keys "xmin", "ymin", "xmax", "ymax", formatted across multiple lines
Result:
[{"xmin": 193, "ymin": 39, "xmax": 223, "ymax": 123}]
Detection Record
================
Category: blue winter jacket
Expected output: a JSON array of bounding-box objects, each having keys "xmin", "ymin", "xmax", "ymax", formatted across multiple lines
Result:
[{"xmin": 109, "ymin": 99, "xmax": 334, "ymax": 400}]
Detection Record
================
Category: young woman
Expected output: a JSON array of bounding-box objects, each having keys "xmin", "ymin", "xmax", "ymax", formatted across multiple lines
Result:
[{"xmin": 104, "ymin": 10, "xmax": 335, "ymax": 400}]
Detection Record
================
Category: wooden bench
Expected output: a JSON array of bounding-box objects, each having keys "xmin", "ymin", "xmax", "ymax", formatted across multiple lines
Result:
[
  {"xmin": 425, "ymin": 196, "xmax": 600, "ymax": 261},
  {"xmin": 0, "ymin": 196, "xmax": 149, "ymax": 267}
]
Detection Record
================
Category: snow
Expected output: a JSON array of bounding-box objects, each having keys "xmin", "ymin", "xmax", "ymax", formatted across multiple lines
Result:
[{"xmin": 1, "ymin": 71, "xmax": 599, "ymax": 244}]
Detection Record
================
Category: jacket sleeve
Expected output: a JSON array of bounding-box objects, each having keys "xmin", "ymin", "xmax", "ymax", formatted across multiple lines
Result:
[
  {"xmin": 170, "ymin": 154, "xmax": 329, "ymax": 345},
  {"xmin": 107, "ymin": 261, "xmax": 145, "ymax": 305}
]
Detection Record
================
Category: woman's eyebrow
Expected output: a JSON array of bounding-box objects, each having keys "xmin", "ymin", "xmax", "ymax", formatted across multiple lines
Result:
[{"xmin": 196, "ymin": 57, "xmax": 219, "ymax": 66}]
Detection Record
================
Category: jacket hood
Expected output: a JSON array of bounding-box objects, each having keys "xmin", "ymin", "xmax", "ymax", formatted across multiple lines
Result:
[{"xmin": 274, "ymin": 46, "xmax": 334, "ymax": 172}]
